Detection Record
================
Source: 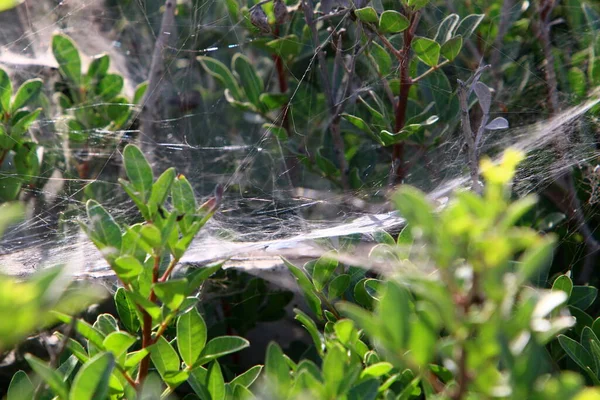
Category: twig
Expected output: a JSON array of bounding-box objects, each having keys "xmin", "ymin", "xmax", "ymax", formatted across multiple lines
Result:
[
  {"xmin": 490, "ymin": 0, "xmax": 515, "ymax": 82},
  {"xmin": 412, "ymin": 59, "xmax": 451, "ymax": 83},
  {"xmin": 139, "ymin": 0, "xmax": 178, "ymax": 163},
  {"xmin": 457, "ymin": 65, "xmax": 491, "ymax": 195},
  {"xmin": 302, "ymin": 0, "xmax": 349, "ymax": 189}
]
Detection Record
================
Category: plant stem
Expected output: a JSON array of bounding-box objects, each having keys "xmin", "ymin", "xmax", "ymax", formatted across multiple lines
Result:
[
  {"xmin": 136, "ymin": 309, "xmax": 153, "ymax": 384},
  {"xmin": 391, "ymin": 10, "xmax": 420, "ymax": 185},
  {"xmin": 412, "ymin": 59, "xmax": 450, "ymax": 83},
  {"xmin": 302, "ymin": 0, "xmax": 349, "ymax": 189},
  {"xmin": 136, "ymin": 255, "xmax": 161, "ymax": 384},
  {"xmin": 159, "ymin": 257, "xmax": 179, "ymax": 282},
  {"xmin": 139, "ymin": 0, "xmax": 177, "ymax": 164}
]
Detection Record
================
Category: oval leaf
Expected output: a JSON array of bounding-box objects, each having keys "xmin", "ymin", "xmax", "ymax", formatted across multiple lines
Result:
[
  {"xmin": 52, "ymin": 34, "xmax": 82, "ymax": 86},
  {"xmin": 379, "ymin": 10, "xmax": 409, "ymax": 33},
  {"xmin": 69, "ymin": 352, "xmax": 115, "ymax": 400},
  {"xmin": 11, "ymin": 79, "xmax": 42, "ymax": 112},
  {"xmin": 123, "ymin": 144, "xmax": 153, "ymax": 203},
  {"xmin": 177, "ymin": 307, "xmax": 208, "ymax": 367},
  {"xmin": 412, "ymin": 37, "xmax": 440, "ymax": 67}
]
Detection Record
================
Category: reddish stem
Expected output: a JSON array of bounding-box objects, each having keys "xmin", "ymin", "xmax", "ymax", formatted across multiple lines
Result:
[
  {"xmin": 273, "ymin": 27, "xmax": 290, "ymax": 133},
  {"xmin": 391, "ymin": 11, "xmax": 419, "ymax": 184},
  {"xmin": 136, "ymin": 255, "xmax": 160, "ymax": 384}
]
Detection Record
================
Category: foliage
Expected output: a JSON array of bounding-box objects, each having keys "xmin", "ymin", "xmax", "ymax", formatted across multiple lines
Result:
[
  {"xmin": 274, "ymin": 149, "xmax": 599, "ymax": 399},
  {"xmin": 6, "ymin": 146, "xmax": 256, "ymax": 399},
  {"xmin": 51, "ymin": 33, "xmax": 143, "ymax": 199},
  {"xmin": 1, "ymin": 0, "xmax": 600, "ymax": 399},
  {"xmin": 0, "ymin": 68, "xmax": 44, "ymax": 201}
]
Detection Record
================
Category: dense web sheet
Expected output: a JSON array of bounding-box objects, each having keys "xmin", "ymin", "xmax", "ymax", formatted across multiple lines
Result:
[{"xmin": 0, "ymin": 0, "xmax": 599, "ymax": 279}]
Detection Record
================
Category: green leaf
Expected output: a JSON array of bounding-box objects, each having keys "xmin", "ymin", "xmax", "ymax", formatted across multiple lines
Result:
[
  {"xmin": 412, "ymin": 37, "xmax": 440, "ymax": 67},
  {"xmin": 558, "ymin": 334, "xmax": 597, "ymax": 376},
  {"xmin": 265, "ymin": 342, "xmax": 291, "ymax": 390},
  {"xmin": 69, "ymin": 352, "xmax": 115, "ymax": 400},
  {"xmin": 150, "ymin": 336, "xmax": 181, "ymax": 379},
  {"xmin": 230, "ymin": 365, "xmax": 263, "ymax": 388},
  {"xmin": 102, "ymin": 332, "xmax": 136, "ymax": 359},
  {"xmin": 369, "ymin": 42, "xmax": 392, "ymax": 76},
  {"xmin": 312, "ymin": 251, "xmax": 338, "ymax": 291},
  {"xmin": 123, "ymin": 144, "xmax": 153, "ymax": 203},
  {"xmin": 52, "ymin": 34, "xmax": 82, "ymax": 86},
  {"xmin": 85, "ymin": 199, "xmax": 122, "ymax": 253},
  {"xmin": 11, "ymin": 109, "xmax": 41, "ymax": 140},
  {"xmin": 360, "ymin": 362, "xmax": 393, "ymax": 379},
  {"xmin": 392, "ymin": 186, "xmax": 436, "ymax": 239},
  {"xmin": 440, "ymin": 36, "xmax": 462, "ymax": 61},
  {"xmin": 7, "ymin": 370, "xmax": 34, "ymax": 400},
  {"xmin": 187, "ymin": 262, "xmax": 223, "ymax": 292},
  {"xmin": 355, "ymin": 7, "xmax": 378, "ymax": 23},
  {"xmin": 354, "ymin": 278, "xmax": 378, "ymax": 309},
  {"xmin": 435, "ymin": 14, "xmax": 460, "ymax": 43},
  {"xmin": 342, "ymin": 113, "xmax": 382, "ymax": 144},
  {"xmin": 153, "ymin": 279, "xmax": 188, "ymax": 310},
  {"xmin": 140, "ymin": 223, "xmax": 162, "ymax": 249},
  {"xmin": 134, "ymin": 81, "xmax": 148, "ymax": 104},
  {"xmin": 348, "ymin": 379, "xmax": 379, "ymax": 400},
  {"xmin": 233, "ymin": 384, "xmax": 255, "ymax": 399},
  {"xmin": 408, "ymin": 0, "xmax": 430, "ymax": 10},
  {"xmin": 124, "ymin": 349, "xmax": 151, "ymax": 369},
  {"xmin": 125, "ymin": 291, "xmax": 162, "ymax": 321},
  {"xmin": 322, "ymin": 343, "xmax": 349, "ymax": 398},
  {"xmin": 282, "ymin": 257, "xmax": 323, "ymax": 320},
  {"xmin": 259, "ymin": 92, "xmax": 289, "ymax": 111},
  {"xmin": 334, "ymin": 319, "xmax": 358, "ymax": 346},
  {"xmin": 87, "ymin": 54, "xmax": 110, "ymax": 79},
  {"xmin": 172, "ymin": 174, "xmax": 196, "ymax": 230},
  {"xmin": 266, "ymin": 35, "xmax": 301, "ymax": 59},
  {"xmin": 197, "ymin": 56, "xmax": 242, "ymax": 100},
  {"xmin": 114, "ymin": 255, "xmax": 144, "ymax": 281},
  {"xmin": 316, "ymin": 149, "xmax": 339, "ymax": 177},
  {"xmin": 197, "ymin": 336, "xmax": 250, "ymax": 366},
  {"xmin": 570, "ymin": 286, "xmax": 598, "ymax": 310},
  {"xmin": 232, "ymin": 53, "xmax": 264, "ymax": 108},
  {"xmin": 25, "ymin": 354, "xmax": 69, "ymax": 400},
  {"xmin": 0, "ymin": 0, "xmax": 23, "ymax": 13},
  {"xmin": 263, "ymin": 123, "xmax": 287, "ymax": 140},
  {"xmin": 207, "ymin": 362, "xmax": 226, "ymax": 400},
  {"xmin": 96, "ymin": 74, "xmax": 124, "ymax": 100},
  {"xmin": 374, "ymin": 230, "xmax": 396, "ymax": 245},
  {"xmin": 553, "ymin": 275, "xmax": 574, "ymax": 297},
  {"xmin": 52, "ymin": 312, "xmax": 106, "ymax": 349},
  {"xmin": 11, "ymin": 79, "xmax": 42, "ymax": 112},
  {"xmin": 379, "ymin": 11, "xmax": 409, "ymax": 33},
  {"xmin": 0, "ymin": 68, "xmax": 12, "ymax": 112},
  {"xmin": 177, "ymin": 307, "xmax": 207, "ymax": 367},
  {"xmin": 294, "ymin": 309, "xmax": 325, "ymax": 356},
  {"xmin": 568, "ymin": 67, "xmax": 587, "ymax": 98},
  {"xmin": 149, "ymin": 167, "xmax": 176, "ymax": 214},
  {"xmin": 456, "ymin": 14, "xmax": 484, "ymax": 39},
  {"xmin": 379, "ymin": 281, "xmax": 411, "ymax": 349},
  {"xmin": 328, "ymin": 274, "xmax": 351, "ymax": 299}
]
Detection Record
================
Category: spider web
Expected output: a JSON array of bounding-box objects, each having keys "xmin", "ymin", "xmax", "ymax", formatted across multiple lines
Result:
[{"xmin": 0, "ymin": 0, "xmax": 598, "ymax": 280}]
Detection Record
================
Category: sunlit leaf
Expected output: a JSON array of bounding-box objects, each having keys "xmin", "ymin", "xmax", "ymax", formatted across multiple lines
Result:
[
  {"xmin": 52, "ymin": 34, "xmax": 82, "ymax": 86},
  {"xmin": 177, "ymin": 307, "xmax": 207, "ymax": 367},
  {"xmin": 69, "ymin": 352, "xmax": 115, "ymax": 400},
  {"xmin": 379, "ymin": 11, "xmax": 409, "ymax": 33},
  {"xmin": 355, "ymin": 7, "xmax": 378, "ymax": 23}
]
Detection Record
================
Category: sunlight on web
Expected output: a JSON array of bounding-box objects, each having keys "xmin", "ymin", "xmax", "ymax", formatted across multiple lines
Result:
[{"xmin": 0, "ymin": 0, "xmax": 598, "ymax": 279}]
